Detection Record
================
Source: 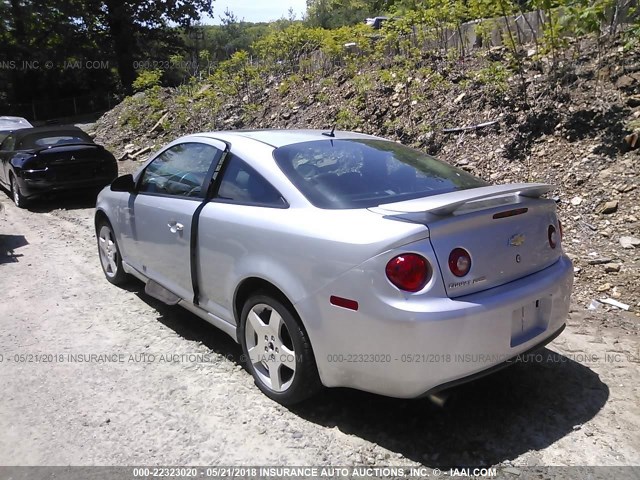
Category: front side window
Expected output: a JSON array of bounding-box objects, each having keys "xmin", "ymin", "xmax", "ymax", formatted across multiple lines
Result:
[
  {"xmin": 216, "ymin": 155, "xmax": 287, "ymax": 207},
  {"xmin": 273, "ymin": 139, "xmax": 487, "ymax": 209},
  {"xmin": 0, "ymin": 134, "xmax": 15, "ymax": 151},
  {"xmin": 139, "ymin": 142, "xmax": 221, "ymax": 198}
]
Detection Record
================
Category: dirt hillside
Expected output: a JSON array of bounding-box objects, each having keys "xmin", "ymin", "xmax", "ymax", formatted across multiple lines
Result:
[{"xmin": 91, "ymin": 37, "xmax": 640, "ymax": 320}]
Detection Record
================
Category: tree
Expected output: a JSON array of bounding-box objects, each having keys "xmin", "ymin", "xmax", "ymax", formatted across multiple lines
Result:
[
  {"xmin": 305, "ymin": 0, "xmax": 372, "ymax": 28},
  {"xmin": 1, "ymin": 0, "xmax": 118, "ymax": 105},
  {"xmin": 79, "ymin": 0, "xmax": 215, "ymax": 92},
  {"xmin": 0, "ymin": 0, "xmax": 215, "ymax": 115}
]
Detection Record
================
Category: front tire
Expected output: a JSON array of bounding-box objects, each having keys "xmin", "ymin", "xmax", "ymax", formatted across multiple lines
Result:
[
  {"xmin": 96, "ymin": 219, "xmax": 129, "ymax": 286},
  {"xmin": 239, "ymin": 294, "xmax": 321, "ymax": 405},
  {"xmin": 10, "ymin": 175, "xmax": 28, "ymax": 208}
]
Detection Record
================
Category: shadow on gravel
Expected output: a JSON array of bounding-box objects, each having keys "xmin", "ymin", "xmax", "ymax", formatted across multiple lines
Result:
[
  {"xmin": 119, "ymin": 286, "xmax": 609, "ymax": 468},
  {"xmin": 0, "ymin": 187, "xmax": 97, "ymax": 213},
  {"xmin": 0, "ymin": 234, "xmax": 29, "ymax": 264},
  {"xmin": 292, "ymin": 351, "xmax": 609, "ymax": 467},
  {"xmin": 127, "ymin": 281, "xmax": 242, "ymax": 363},
  {"xmin": 563, "ymin": 105, "xmax": 629, "ymax": 158}
]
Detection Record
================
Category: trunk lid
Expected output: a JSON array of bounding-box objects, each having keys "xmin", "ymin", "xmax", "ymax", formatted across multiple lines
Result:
[
  {"xmin": 371, "ymin": 184, "xmax": 562, "ymax": 298},
  {"xmin": 35, "ymin": 143, "xmax": 104, "ymax": 164},
  {"xmin": 30, "ymin": 144, "xmax": 114, "ymax": 181}
]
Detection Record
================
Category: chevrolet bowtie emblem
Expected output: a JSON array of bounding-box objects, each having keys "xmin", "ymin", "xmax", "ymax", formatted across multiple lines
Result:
[{"xmin": 509, "ymin": 233, "xmax": 526, "ymax": 247}]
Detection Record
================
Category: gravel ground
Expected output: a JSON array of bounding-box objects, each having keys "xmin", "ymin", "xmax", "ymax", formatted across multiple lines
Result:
[{"xmin": 0, "ymin": 194, "xmax": 639, "ymax": 470}]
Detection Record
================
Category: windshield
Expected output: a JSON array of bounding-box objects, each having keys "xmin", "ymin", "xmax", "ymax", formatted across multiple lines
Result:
[
  {"xmin": 18, "ymin": 132, "xmax": 92, "ymax": 150},
  {"xmin": 274, "ymin": 139, "xmax": 487, "ymax": 209}
]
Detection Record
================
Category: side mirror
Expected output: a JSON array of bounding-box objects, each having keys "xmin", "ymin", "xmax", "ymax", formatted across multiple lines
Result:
[{"xmin": 110, "ymin": 174, "xmax": 136, "ymax": 193}]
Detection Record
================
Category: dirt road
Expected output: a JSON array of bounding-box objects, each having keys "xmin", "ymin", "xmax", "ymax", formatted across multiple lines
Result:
[{"xmin": 0, "ymin": 195, "xmax": 639, "ymax": 469}]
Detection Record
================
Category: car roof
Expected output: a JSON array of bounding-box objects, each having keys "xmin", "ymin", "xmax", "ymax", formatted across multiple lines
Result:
[
  {"xmin": 0, "ymin": 116, "xmax": 33, "ymax": 131},
  {"xmin": 192, "ymin": 129, "xmax": 382, "ymax": 148},
  {"xmin": 12, "ymin": 125, "xmax": 88, "ymax": 140}
]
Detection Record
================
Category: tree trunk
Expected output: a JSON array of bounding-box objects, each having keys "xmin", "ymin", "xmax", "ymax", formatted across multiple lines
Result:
[
  {"xmin": 9, "ymin": 0, "xmax": 31, "ymax": 104},
  {"xmin": 105, "ymin": 0, "xmax": 137, "ymax": 93}
]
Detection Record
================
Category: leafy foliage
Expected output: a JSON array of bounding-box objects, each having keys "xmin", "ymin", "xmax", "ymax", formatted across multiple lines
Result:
[
  {"xmin": 306, "ymin": 0, "xmax": 372, "ymax": 28},
  {"xmin": 208, "ymin": 50, "xmax": 265, "ymax": 100},
  {"xmin": 0, "ymin": 0, "xmax": 212, "ymax": 111},
  {"xmin": 1, "ymin": 0, "xmax": 636, "ymax": 119},
  {"xmin": 132, "ymin": 69, "xmax": 163, "ymax": 92}
]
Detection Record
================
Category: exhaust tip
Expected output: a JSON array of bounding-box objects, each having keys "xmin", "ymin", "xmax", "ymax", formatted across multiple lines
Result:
[{"xmin": 428, "ymin": 391, "xmax": 450, "ymax": 407}]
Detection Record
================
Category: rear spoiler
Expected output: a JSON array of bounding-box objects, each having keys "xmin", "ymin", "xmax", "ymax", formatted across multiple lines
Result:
[
  {"xmin": 32, "ymin": 142, "xmax": 99, "ymax": 154},
  {"xmin": 375, "ymin": 183, "xmax": 553, "ymax": 216}
]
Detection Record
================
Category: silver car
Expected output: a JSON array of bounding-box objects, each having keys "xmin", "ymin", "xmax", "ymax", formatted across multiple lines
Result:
[
  {"xmin": 0, "ymin": 116, "xmax": 33, "ymax": 144},
  {"xmin": 95, "ymin": 129, "xmax": 573, "ymax": 405}
]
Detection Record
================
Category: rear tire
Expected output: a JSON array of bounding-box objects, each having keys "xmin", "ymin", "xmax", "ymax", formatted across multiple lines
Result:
[
  {"xmin": 96, "ymin": 219, "xmax": 129, "ymax": 286},
  {"xmin": 239, "ymin": 293, "xmax": 322, "ymax": 405},
  {"xmin": 10, "ymin": 175, "xmax": 28, "ymax": 209}
]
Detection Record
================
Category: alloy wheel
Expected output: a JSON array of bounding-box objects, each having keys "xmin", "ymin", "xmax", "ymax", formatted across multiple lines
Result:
[
  {"xmin": 244, "ymin": 303, "xmax": 297, "ymax": 392},
  {"xmin": 11, "ymin": 178, "xmax": 21, "ymax": 207},
  {"xmin": 98, "ymin": 225, "xmax": 119, "ymax": 278}
]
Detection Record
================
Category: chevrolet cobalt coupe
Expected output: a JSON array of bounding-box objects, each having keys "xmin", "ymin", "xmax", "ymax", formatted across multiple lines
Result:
[{"xmin": 95, "ymin": 130, "xmax": 572, "ymax": 405}]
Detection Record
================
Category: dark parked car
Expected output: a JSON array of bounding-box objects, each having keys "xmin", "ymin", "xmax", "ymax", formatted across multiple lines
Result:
[{"xmin": 0, "ymin": 126, "xmax": 118, "ymax": 207}]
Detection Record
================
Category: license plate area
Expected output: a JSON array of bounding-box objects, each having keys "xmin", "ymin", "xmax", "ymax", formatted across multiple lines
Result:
[{"xmin": 510, "ymin": 297, "xmax": 551, "ymax": 347}]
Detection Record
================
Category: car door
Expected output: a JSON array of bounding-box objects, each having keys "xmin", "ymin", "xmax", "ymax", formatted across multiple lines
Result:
[
  {"xmin": 0, "ymin": 134, "xmax": 16, "ymax": 187},
  {"xmin": 126, "ymin": 140, "xmax": 225, "ymax": 301},
  {"xmin": 197, "ymin": 155, "xmax": 289, "ymax": 322}
]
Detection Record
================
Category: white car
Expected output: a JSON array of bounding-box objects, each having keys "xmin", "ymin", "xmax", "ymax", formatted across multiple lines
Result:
[
  {"xmin": 0, "ymin": 116, "xmax": 33, "ymax": 144},
  {"xmin": 95, "ymin": 129, "xmax": 572, "ymax": 405}
]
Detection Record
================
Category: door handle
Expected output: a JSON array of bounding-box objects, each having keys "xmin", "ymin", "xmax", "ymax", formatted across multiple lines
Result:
[{"xmin": 168, "ymin": 222, "xmax": 184, "ymax": 233}]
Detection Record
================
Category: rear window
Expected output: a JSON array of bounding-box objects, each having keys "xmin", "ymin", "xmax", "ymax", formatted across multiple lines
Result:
[
  {"xmin": 18, "ymin": 132, "xmax": 92, "ymax": 150},
  {"xmin": 273, "ymin": 139, "xmax": 487, "ymax": 209}
]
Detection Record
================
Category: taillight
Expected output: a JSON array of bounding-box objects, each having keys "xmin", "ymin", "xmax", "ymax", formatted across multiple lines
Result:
[
  {"xmin": 548, "ymin": 225, "xmax": 558, "ymax": 249},
  {"xmin": 449, "ymin": 248, "xmax": 471, "ymax": 277},
  {"xmin": 385, "ymin": 254, "xmax": 431, "ymax": 292},
  {"xmin": 25, "ymin": 155, "xmax": 46, "ymax": 170}
]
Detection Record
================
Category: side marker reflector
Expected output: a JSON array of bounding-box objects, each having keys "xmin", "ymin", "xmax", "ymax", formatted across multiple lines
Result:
[{"xmin": 330, "ymin": 296, "xmax": 359, "ymax": 311}]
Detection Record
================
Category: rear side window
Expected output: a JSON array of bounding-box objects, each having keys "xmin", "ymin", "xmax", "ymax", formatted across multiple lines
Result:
[
  {"xmin": 273, "ymin": 139, "xmax": 487, "ymax": 209},
  {"xmin": 139, "ymin": 142, "xmax": 222, "ymax": 198},
  {"xmin": 216, "ymin": 155, "xmax": 287, "ymax": 207}
]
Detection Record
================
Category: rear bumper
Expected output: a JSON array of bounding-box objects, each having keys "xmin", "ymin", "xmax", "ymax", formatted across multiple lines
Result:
[
  {"xmin": 17, "ymin": 173, "xmax": 116, "ymax": 198},
  {"xmin": 421, "ymin": 322, "xmax": 565, "ymax": 397},
  {"xmin": 297, "ymin": 254, "xmax": 573, "ymax": 398}
]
